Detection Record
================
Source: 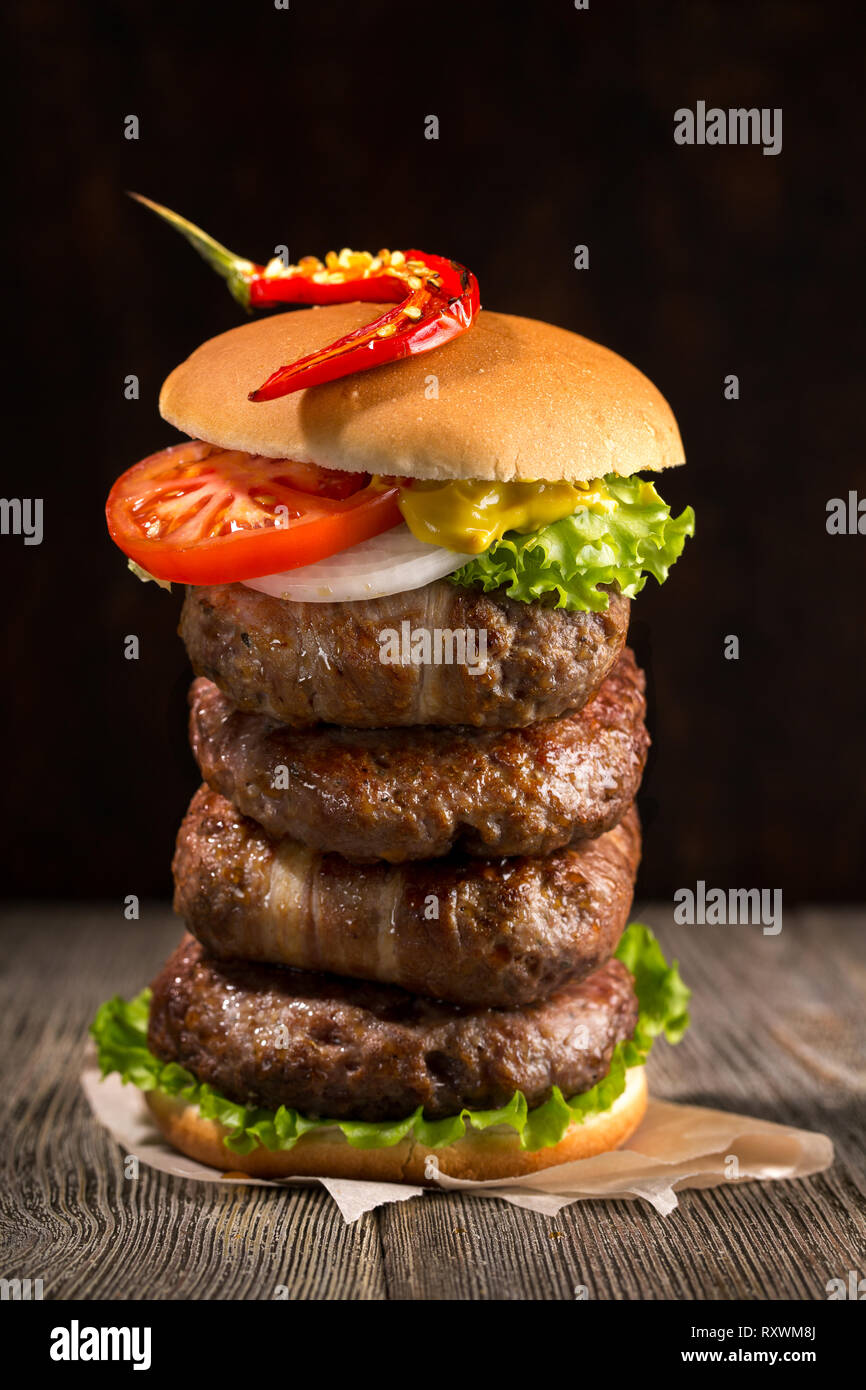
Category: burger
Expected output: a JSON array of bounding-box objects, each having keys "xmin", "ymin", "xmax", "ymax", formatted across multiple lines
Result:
[{"xmin": 93, "ymin": 215, "xmax": 693, "ymax": 1183}]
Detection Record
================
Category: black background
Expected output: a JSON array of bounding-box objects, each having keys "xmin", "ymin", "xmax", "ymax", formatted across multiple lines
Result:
[{"xmin": 2, "ymin": 0, "xmax": 863, "ymax": 904}]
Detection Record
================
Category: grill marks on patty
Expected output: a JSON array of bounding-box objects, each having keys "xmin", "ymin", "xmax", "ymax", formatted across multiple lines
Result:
[
  {"xmin": 179, "ymin": 579, "xmax": 630, "ymax": 729},
  {"xmin": 147, "ymin": 935, "xmax": 640, "ymax": 1122},
  {"xmin": 188, "ymin": 648, "xmax": 649, "ymax": 862},
  {"xmin": 173, "ymin": 785, "xmax": 641, "ymax": 1008}
]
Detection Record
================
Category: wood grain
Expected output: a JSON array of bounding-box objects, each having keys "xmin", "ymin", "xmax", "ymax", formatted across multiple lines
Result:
[{"xmin": 0, "ymin": 904, "xmax": 863, "ymax": 1300}]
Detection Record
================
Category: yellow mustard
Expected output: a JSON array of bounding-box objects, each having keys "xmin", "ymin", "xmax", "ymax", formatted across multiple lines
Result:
[{"xmin": 394, "ymin": 477, "xmax": 616, "ymax": 555}]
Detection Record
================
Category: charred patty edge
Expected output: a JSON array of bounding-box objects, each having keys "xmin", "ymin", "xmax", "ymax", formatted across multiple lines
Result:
[{"xmin": 147, "ymin": 936, "xmax": 640, "ymax": 1121}]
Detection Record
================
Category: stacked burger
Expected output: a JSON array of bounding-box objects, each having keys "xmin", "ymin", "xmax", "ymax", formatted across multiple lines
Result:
[{"xmin": 95, "ymin": 289, "xmax": 694, "ymax": 1183}]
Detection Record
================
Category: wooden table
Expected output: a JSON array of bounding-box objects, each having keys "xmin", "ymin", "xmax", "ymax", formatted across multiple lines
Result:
[{"xmin": 1, "ymin": 905, "xmax": 863, "ymax": 1301}]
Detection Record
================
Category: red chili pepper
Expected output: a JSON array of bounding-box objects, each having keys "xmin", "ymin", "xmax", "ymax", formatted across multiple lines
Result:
[
  {"xmin": 130, "ymin": 195, "xmax": 480, "ymax": 401},
  {"xmin": 250, "ymin": 249, "xmax": 478, "ymax": 400}
]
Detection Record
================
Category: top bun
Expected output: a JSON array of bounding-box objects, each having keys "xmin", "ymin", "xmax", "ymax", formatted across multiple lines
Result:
[{"xmin": 160, "ymin": 303, "xmax": 684, "ymax": 483}]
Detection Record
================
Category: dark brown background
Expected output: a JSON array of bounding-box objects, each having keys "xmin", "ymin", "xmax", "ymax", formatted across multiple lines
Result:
[{"xmin": 2, "ymin": 0, "xmax": 863, "ymax": 902}]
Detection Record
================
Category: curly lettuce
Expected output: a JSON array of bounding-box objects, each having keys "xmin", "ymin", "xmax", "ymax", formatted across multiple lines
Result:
[
  {"xmin": 90, "ymin": 922, "xmax": 689, "ymax": 1157},
  {"xmin": 451, "ymin": 473, "xmax": 694, "ymax": 613}
]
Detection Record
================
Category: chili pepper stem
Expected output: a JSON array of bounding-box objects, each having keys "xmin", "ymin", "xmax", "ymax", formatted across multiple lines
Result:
[{"xmin": 128, "ymin": 192, "xmax": 255, "ymax": 309}]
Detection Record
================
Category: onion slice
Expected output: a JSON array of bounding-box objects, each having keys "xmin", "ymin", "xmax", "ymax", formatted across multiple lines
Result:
[{"xmin": 242, "ymin": 524, "xmax": 469, "ymax": 603}]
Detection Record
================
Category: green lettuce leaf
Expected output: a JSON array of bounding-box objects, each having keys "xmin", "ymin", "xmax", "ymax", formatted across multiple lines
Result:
[
  {"xmin": 450, "ymin": 473, "xmax": 694, "ymax": 612},
  {"xmin": 90, "ymin": 922, "xmax": 690, "ymax": 1156}
]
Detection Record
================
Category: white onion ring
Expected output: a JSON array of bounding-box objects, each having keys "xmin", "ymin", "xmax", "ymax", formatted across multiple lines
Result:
[{"xmin": 242, "ymin": 525, "xmax": 469, "ymax": 603}]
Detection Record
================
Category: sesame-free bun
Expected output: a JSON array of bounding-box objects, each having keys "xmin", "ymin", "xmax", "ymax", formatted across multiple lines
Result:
[
  {"xmin": 145, "ymin": 1066, "xmax": 648, "ymax": 1184},
  {"xmin": 159, "ymin": 305, "xmax": 684, "ymax": 483}
]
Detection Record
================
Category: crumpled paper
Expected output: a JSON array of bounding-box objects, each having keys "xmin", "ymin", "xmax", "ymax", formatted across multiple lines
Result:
[{"xmin": 82, "ymin": 1059, "xmax": 833, "ymax": 1224}]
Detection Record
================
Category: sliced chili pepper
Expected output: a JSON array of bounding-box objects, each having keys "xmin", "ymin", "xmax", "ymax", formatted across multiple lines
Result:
[
  {"xmin": 130, "ymin": 194, "xmax": 480, "ymax": 401},
  {"xmin": 249, "ymin": 248, "xmax": 477, "ymax": 400}
]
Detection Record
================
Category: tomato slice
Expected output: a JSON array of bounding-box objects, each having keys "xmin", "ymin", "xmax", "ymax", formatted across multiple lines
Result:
[{"xmin": 106, "ymin": 441, "xmax": 403, "ymax": 584}]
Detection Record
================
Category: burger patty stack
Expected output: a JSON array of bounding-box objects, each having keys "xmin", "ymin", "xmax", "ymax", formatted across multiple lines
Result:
[
  {"xmin": 165, "ymin": 577, "xmax": 647, "ymax": 1169},
  {"xmin": 95, "ymin": 296, "xmax": 694, "ymax": 1183}
]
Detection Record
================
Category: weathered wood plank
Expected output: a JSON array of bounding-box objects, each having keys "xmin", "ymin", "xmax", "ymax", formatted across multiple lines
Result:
[
  {"xmin": 0, "ymin": 908, "xmax": 386, "ymax": 1301},
  {"xmin": 373, "ymin": 905, "xmax": 866, "ymax": 1300},
  {"xmin": 0, "ymin": 904, "xmax": 863, "ymax": 1300}
]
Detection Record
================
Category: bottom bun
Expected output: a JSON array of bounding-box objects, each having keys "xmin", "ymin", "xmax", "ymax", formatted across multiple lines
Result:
[{"xmin": 145, "ymin": 1067, "xmax": 648, "ymax": 1184}]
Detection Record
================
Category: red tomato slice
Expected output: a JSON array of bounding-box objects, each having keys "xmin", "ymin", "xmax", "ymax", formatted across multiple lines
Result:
[{"xmin": 106, "ymin": 441, "xmax": 403, "ymax": 584}]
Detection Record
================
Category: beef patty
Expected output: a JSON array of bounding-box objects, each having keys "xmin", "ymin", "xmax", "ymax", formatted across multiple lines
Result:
[
  {"xmin": 148, "ymin": 935, "xmax": 639, "ymax": 1121},
  {"xmin": 188, "ymin": 648, "xmax": 648, "ymax": 862},
  {"xmin": 179, "ymin": 579, "xmax": 629, "ymax": 729},
  {"xmin": 173, "ymin": 785, "xmax": 641, "ymax": 1008}
]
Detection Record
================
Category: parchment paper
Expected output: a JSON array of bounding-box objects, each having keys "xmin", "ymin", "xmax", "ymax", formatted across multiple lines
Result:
[{"xmin": 82, "ymin": 1059, "xmax": 833, "ymax": 1224}]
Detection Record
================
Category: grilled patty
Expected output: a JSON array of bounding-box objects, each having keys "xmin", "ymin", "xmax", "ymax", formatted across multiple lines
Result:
[
  {"xmin": 173, "ymin": 785, "xmax": 641, "ymax": 1007},
  {"xmin": 179, "ymin": 579, "xmax": 629, "ymax": 729},
  {"xmin": 189, "ymin": 649, "xmax": 647, "ymax": 862},
  {"xmin": 148, "ymin": 935, "xmax": 639, "ymax": 1121}
]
